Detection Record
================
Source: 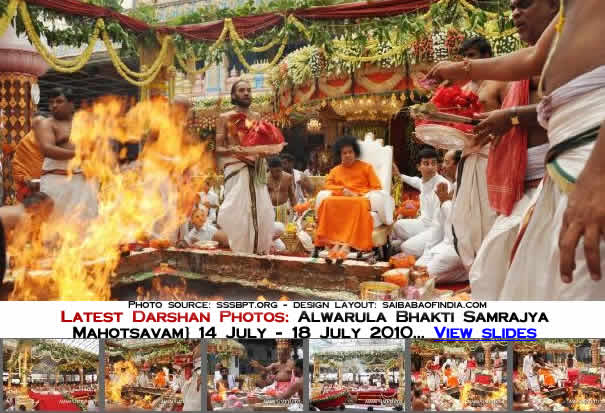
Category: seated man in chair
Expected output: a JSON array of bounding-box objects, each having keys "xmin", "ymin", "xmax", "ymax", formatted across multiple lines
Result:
[{"xmin": 314, "ymin": 136, "xmax": 391, "ymax": 262}]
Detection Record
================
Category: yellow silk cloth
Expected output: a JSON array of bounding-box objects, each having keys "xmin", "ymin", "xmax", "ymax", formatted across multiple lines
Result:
[{"xmin": 12, "ymin": 130, "xmax": 44, "ymax": 184}]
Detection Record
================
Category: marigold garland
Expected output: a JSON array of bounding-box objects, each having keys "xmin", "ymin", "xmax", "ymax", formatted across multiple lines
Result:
[
  {"xmin": 102, "ymin": 30, "xmax": 170, "ymax": 79},
  {"xmin": 0, "ymin": 0, "xmax": 18, "ymax": 39},
  {"xmin": 19, "ymin": 2, "xmax": 100, "ymax": 73},
  {"xmin": 103, "ymin": 31, "xmax": 164, "ymax": 86},
  {"xmin": 175, "ymin": 22, "xmax": 229, "ymax": 75}
]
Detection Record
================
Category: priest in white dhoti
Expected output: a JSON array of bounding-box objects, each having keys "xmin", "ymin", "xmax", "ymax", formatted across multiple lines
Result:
[
  {"xmin": 393, "ymin": 147, "xmax": 450, "ymax": 256},
  {"xmin": 182, "ymin": 346, "xmax": 202, "ymax": 411},
  {"xmin": 523, "ymin": 353, "xmax": 540, "ymax": 393},
  {"xmin": 34, "ymin": 88, "xmax": 98, "ymax": 233},
  {"xmin": 215, "ymin": 80, "xmax": 285, "ymax": 255}
]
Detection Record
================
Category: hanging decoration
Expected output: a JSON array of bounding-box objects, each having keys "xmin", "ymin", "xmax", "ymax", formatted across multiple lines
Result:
[{"xmin": 306, "ymin": 118, "xmax": 322, "ymax": 133}]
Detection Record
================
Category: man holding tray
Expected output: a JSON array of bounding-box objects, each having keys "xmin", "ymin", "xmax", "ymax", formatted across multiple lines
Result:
[{"xmin": 215, "ymin": 80, "xmax": 286, "ymax": 254}]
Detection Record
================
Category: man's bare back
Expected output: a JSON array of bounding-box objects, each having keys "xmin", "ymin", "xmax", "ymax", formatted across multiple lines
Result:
[
  {"xmin": 268, "ymin": 172, "xmax": 294, "ymax": 206},
  {"xmin": 542, "ymin": 0, "xmax": 605, "ymax": 95}
]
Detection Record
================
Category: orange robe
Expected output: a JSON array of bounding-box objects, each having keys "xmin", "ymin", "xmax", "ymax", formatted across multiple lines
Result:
[
  {"xmin": 315, "ymin": 160, "xmax": 381, "ymax": 251},
  {"xmin": 12, "ymin": 130, "xmax": 44, "ymax": 201}
]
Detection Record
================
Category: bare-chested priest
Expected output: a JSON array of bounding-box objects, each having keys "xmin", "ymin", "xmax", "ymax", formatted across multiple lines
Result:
[
  {"xmin": 427, "ymin": 0, "xmax": 605, "ymax": 300},
  {"xmin": 267, "ymin": 157, "xmax": 296, "ymax": 225},
  {"xmin": 215, "ymin": 80, "xmax": 275, "ymax": 254},
  {"xmin": 34, "ymin": 87, "xmax": 97, "ymax": 230},
  {"xmin": 249, "ymin": 347, "xmax": 295, "ymax": 393}
]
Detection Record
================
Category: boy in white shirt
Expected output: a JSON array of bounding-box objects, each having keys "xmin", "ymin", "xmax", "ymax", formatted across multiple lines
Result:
[
  {"xmin": 393, "ymin": 147, "xmax": 450, "ymax": 256},
  {"xmin": 184, "ymin": 206, "xmax": 229, "ymax": 247}
]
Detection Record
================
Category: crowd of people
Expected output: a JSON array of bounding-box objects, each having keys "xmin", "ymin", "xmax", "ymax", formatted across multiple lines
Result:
[{"xmin": 0, "ymin": 0, "xmax": 604, "ymax": 301}]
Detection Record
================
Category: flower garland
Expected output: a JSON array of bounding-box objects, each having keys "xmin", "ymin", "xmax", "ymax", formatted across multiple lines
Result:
[
  {"xmin": 0, "ymin": 0, "xmax": 18, "ymax": 38},
  {"xmin": 19, "ymin": 2, "xmax": 101, "ymax": 73},
  {"xmin": 175, "ymin": 23, "xmax": 229, "ymax": 75},
  {"xmin": 102, "ymin": 29, "xmax": 165, "ymax": 86},
  {"xmin": 62, "ymin": 392, "xmax": 87, "ymax": 411},
  {"xmin": 312, "ymin": 389, "xmax": 349, "ymax": 404},
  {"xmin": 227, "ymin": 18, "xmax": 289, "ymax": 73},
  {"xmin": 103, "ymin": 31, "xmax": 170, "ymax": 79}
]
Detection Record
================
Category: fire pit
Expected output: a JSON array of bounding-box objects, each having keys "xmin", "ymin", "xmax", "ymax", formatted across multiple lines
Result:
[{"xmin": 3, "ymin": 247, "xmax": 388, "ymax": 300}]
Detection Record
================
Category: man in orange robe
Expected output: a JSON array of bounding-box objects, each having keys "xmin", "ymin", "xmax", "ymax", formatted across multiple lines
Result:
[{"xmin": 314, "ymin": 136, "xmax": 382, "ymax": 260}]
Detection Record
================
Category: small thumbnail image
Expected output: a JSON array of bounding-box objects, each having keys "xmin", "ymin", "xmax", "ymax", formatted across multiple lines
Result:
[
  {"xmin": 513, "ymin": 339, "xmax": 605, "ymax": 411},
  {"xmin": 104, "ymin": 339, "xmax": 201, "ymax": 411},
  {"xmin": 208, "ymin": 339, "xmax": 304, "ymax": 411},
  {"xmin": 310, "ymin": 339, "xmax": 404, "ymax": 411},
  {"xmin": 410, "ymin": 339, "xmax": 507, "ymax": 411},
  {"xmin": 2, "ymin": 339, "xmax": 99, "ymax": 411}
]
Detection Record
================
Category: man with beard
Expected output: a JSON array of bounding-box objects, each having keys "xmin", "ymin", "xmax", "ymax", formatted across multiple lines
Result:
[
  {"xmin": 34, "ymin": 88, "xmax": 98, "ymax": 230},
  {"xmin": 280, "ymin": 153, "xmax": 314, "ymax": 204},
  {"xmin": 215, "ymin": 80, "xmax": 277, "ymax": 254},
  {"xmin": 468, "ymin": 0, "xmax": 558, "ymax": 300}
]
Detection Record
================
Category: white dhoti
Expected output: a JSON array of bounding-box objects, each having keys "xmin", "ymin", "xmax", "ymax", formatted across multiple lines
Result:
[
  {"xmin": 451, "ymin": 146, "xmax": 497, "ymax": 269},
  {"xmin": 218, "ymin": 158, "xmax": 274, "ymax": 254},
  {"xmin": 470, "ymin": 143, "xmax": 548, "ymax": 300},
  {"xmin": 500, "ymin": 86, "xmax": 605, "ymax": 300},
  {"xmin": 315, "ymin": 189, "xmax": 394, "ymax": 229},
  {"xmin": 417, "ymin": 200, "xmax": 467, "ymax": 282},
  {"xmin": 527, "ymin": 374, "xmax": 540, "ymax": 392},
  {"xmin": 40, "ymin": 161, "xmax": 98, "ymax": 228}
]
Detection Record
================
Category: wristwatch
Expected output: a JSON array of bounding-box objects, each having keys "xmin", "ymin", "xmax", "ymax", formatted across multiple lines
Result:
[{"xmin": 510, "ymin": 107, "xmax": 520, "ymax": 126}]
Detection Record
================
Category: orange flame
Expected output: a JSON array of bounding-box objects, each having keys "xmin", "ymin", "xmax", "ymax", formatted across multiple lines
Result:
[
  {"xmin": 106, "ymin": 360, "xmax": 138, "ymax": 404},
  {"xmin": 8, "ymin": 97, "xmax": 213, "ymax": 300}
]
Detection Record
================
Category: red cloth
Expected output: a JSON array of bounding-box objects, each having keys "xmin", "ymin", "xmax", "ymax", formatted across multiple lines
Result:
[
  {"xmin": 415, "ymin": 85, "xmax": 482, "ymax": 133},
  {"xmin": 486, "ymin": 80, "xmax": 530, "ymax": 216},
  {"xmin": 295, "ymin": 0, "xmax": 431, "ymax": 19},
  {"xmin": 28, "ymin": 390, "xmax": 82, "ymax": 411},
  {"xmin": 27, "ymin": 0, "xmax": 150, "ymax": 32},
  {"xmin": 579, "ymin": 373, "xmax": 599, "ymax": 386},
  {"xmin": 25, "ymin": 0, "xmax": 432, "ymax": 40},
  {"xmin": 475, "ymin": 374, "xmax": 491, "ymax": 385},
  {"xmin": 567, "ymin": 368, "xmax": 579, "ymax": 384},
  {"xmin": 351, "ymin": 389, "xmax": 397, "ymax": 405},
  {"xmin": 227, "ymin": 113, "xmax": 285, "ymax": 146},
  {"xmin": 165, "ymin": 14, "xmax": 284, "ymax": 41}
]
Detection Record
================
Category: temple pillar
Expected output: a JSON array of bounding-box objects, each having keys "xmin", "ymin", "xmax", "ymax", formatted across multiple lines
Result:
[
  {"xmin": 0, "ymin": 25, "xmax": 48, "ymax": 204},
  {"xmin": 80, "ymin": 366, "xmax": 84, "ymax": 385},
  {"xmin": 398, "ymin": 356, "xmax": 404, "ymax": 402},
  {"xmin": 313, "ymin": 356, "xmax": 320, "ymax": 382},
  {"xmin": 139, "ymin": 34, "xmax": 175, "ymax": 101},
  {"xmin": 337, "ymin": 365, "xmax": 342, "ymax": 386},
  {"xmin": 483, "ymin": 344, "xmax": 492, "ymax": 369},
  {"xmin": 591, "ymin": 340, "xmax": 600, "ymax": 366}
]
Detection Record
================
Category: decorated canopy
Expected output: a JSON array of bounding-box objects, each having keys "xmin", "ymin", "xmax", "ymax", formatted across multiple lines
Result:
[
  {"xmin": 3, "ymin": 339, "xmax": 99, "ymax": 373},
  {"xmin": 311, "ymin": 339, "xmax": 403, "ymax": 364},
  {"xmin": 105, "ymin": 339, "xmax": 198, "ymax": 365},
  {"xmin": 207, "ymin": 339, "xmax": 247, "ymax": 359}
]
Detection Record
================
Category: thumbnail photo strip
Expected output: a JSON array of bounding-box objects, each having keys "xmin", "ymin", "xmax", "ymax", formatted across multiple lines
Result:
[
  {"xmin": 410, "ymin": 339, "xmax": 508, "ymax": 411},
  {"xmin": 2, "ymin": 339, "xmax": 604, "ymax": 412},
  {"xmin": 310, "ymin": 339, "xmax": 405, "ymax": 412}
]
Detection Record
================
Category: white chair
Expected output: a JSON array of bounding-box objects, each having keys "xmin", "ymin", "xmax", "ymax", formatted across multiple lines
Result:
[{"xmin": 357, "ymin": 135, "xmax": 396, "ymax": 260}]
